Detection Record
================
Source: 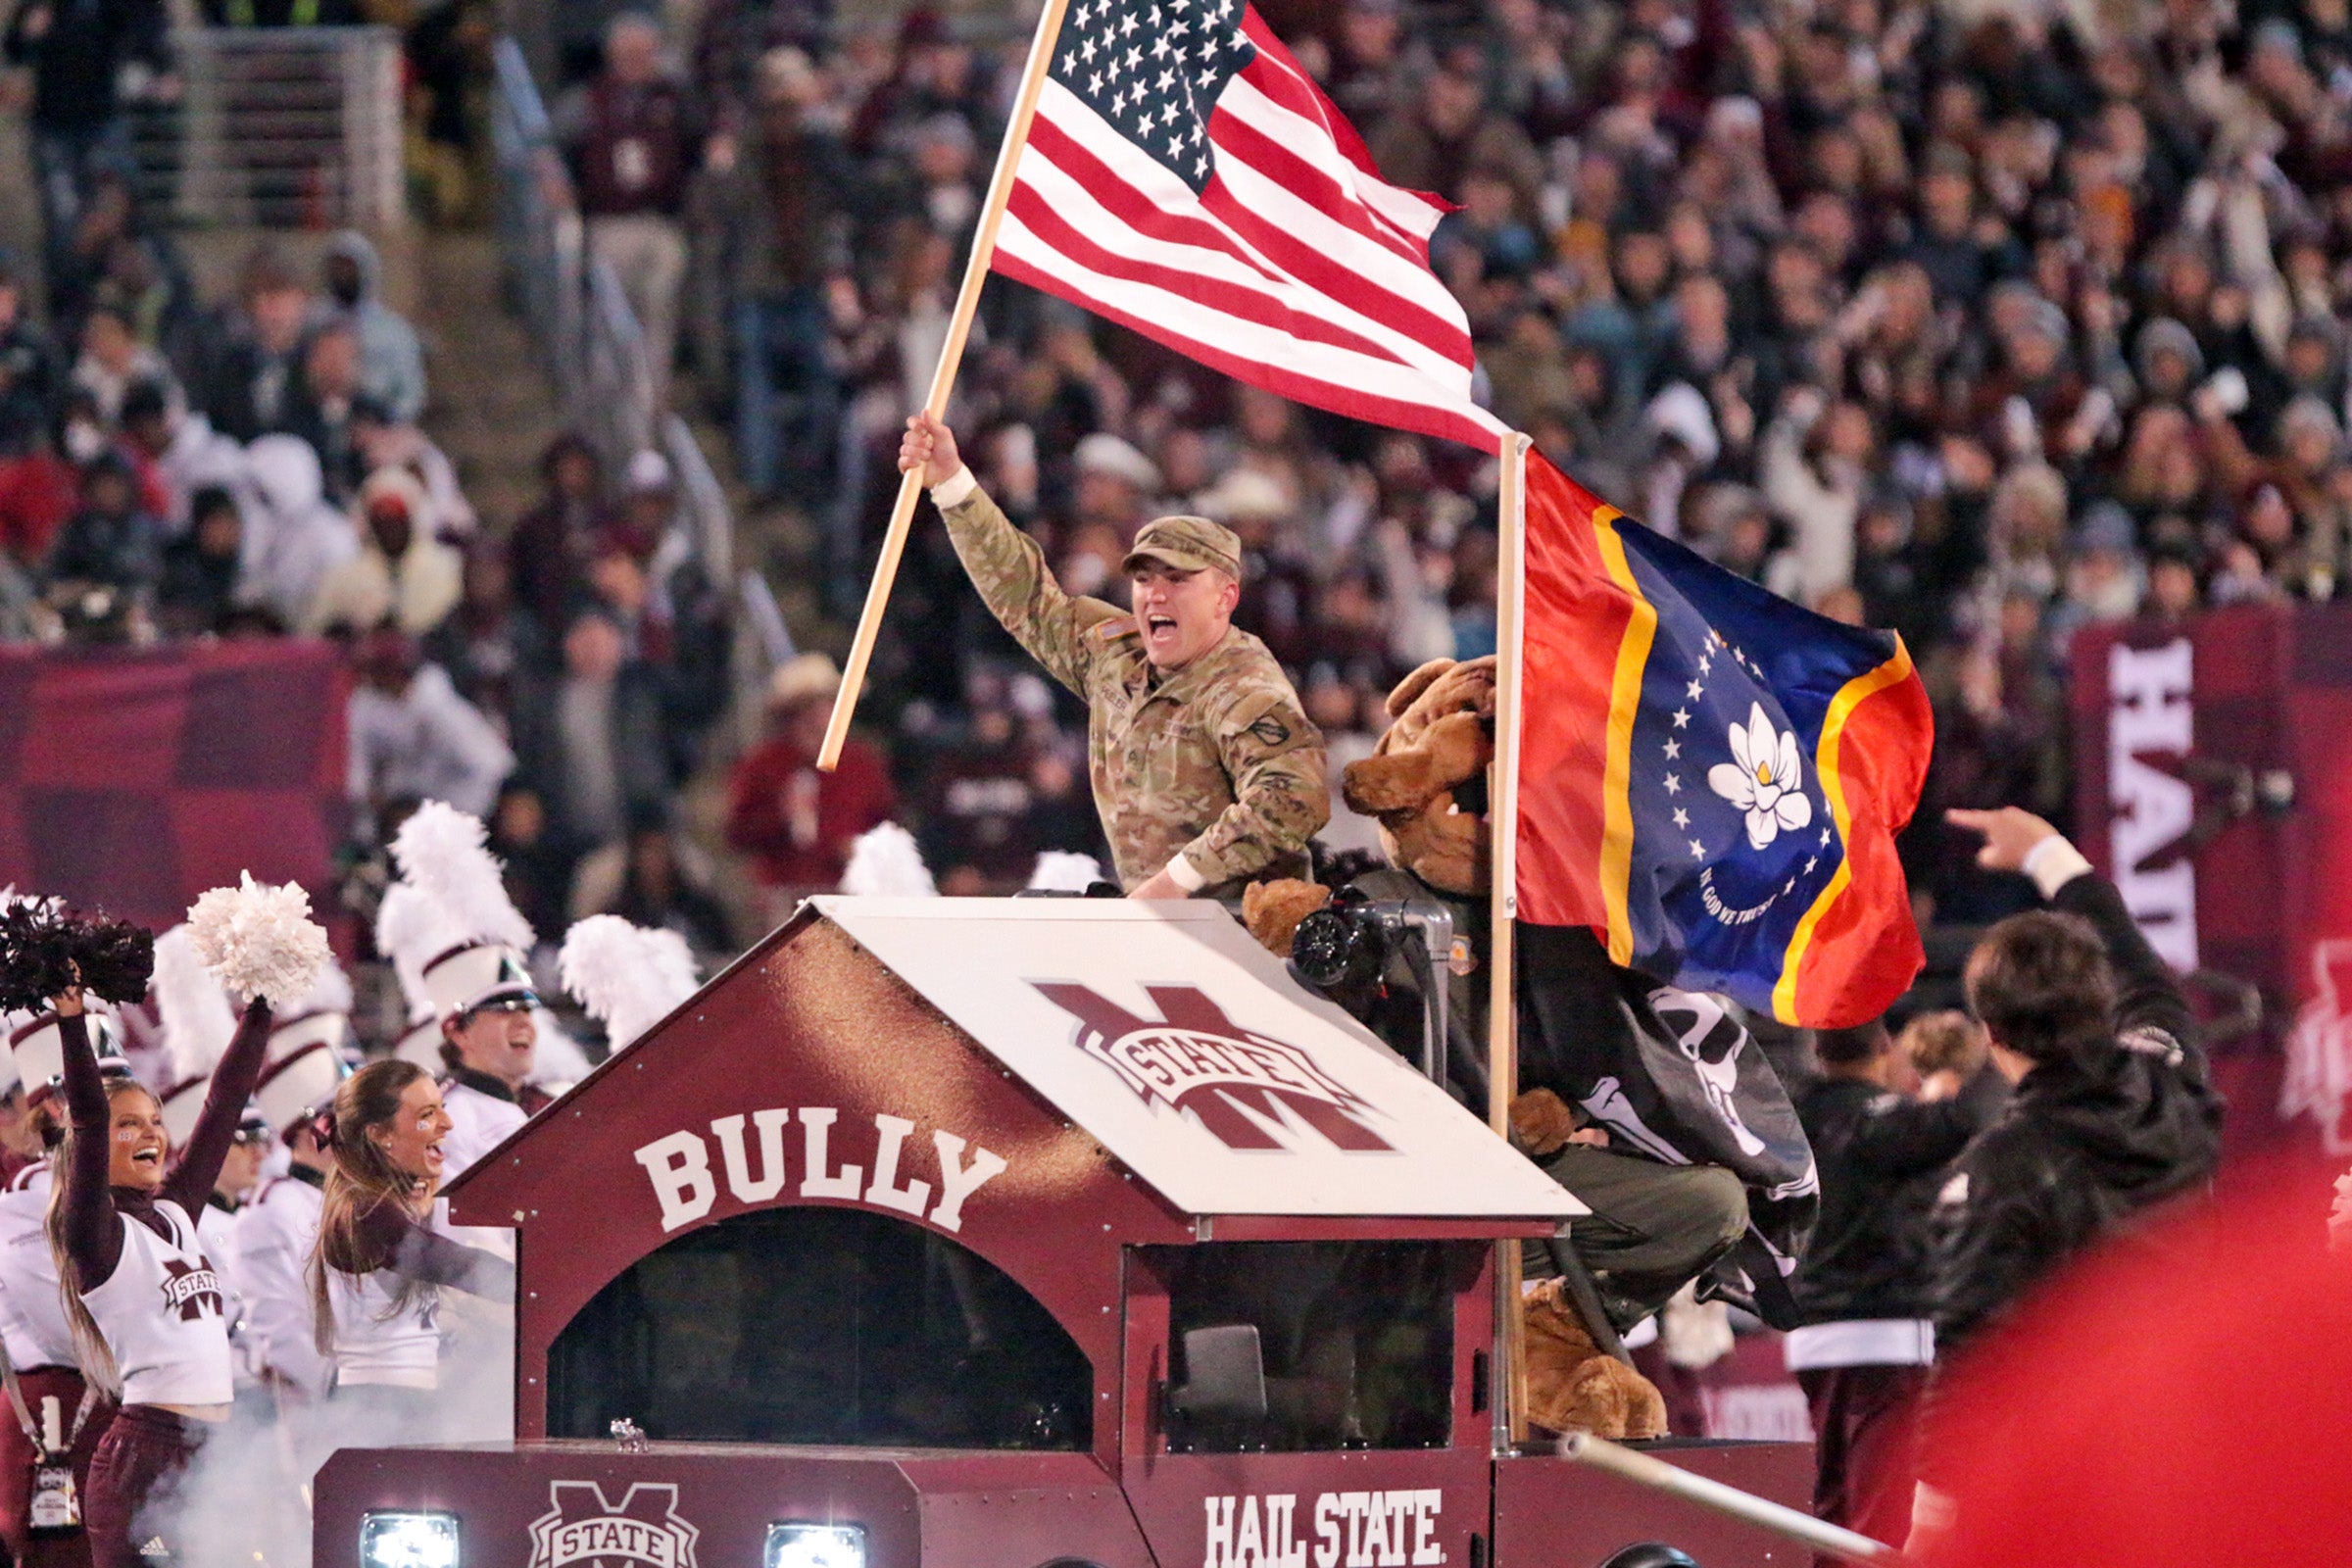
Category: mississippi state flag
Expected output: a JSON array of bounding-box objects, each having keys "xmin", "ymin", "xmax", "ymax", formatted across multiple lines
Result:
[
  {"xmin": 994, "ymin": 0, "xmax": 1510, "ymax": 455},
  {"xmin": 1514, "ymin": 454, "xmax": 1933, "ymax": 1028}
]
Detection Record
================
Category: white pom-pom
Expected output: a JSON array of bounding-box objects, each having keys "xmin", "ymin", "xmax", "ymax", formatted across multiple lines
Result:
[
  {"xmin": 839, "ymin": 823, "xmax": 936, "ymax": 898},
  {"xmin": 389, "ymin": 801, "xmax": 533, "ymax": 951},
  {"xmin": 1026, "ymin": 851, "xmax": 1105, "ymax": 893},
  {"xmin": 152, "ymin": 925, "xmax": 237, "ymax": 1080},
  {"xmin": 373, "ymin": 883, "xmax": 441, "ymax": 1022},
  {"xmin": 185, "ymin": 873, "xmax": 333, "ymax": 1004},
  {"xmin": 559, "ymin": 916, "xmax": 701, "ymax": 1050}
]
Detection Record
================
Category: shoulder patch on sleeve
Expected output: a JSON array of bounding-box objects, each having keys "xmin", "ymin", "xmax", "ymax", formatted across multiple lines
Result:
[
  {"xmin": 1090, "ymin": 614, "xmax": 1139, "ymax": 643},
  {"xmin": 1246, "ymin": 712, "xmax": 1292, "ymax": 747}
]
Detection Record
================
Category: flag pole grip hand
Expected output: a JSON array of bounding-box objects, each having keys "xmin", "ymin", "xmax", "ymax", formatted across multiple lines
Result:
[{"xmin": 817, "ymin": 0, "xmax": 1077, "ymax": 771}]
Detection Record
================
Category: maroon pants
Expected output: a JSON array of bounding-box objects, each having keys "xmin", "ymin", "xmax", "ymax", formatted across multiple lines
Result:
[
  {"xmin": 82, "ymin": 1407, "xmax": 209, "ymax": 1568},
  {"xmin": 1797, "ymin": 1363, "xmax": 1929, "ymax": 1565},
  {"xmin": 0, "ymin": 1367, "xmax": 109, "ymax": 1568}
]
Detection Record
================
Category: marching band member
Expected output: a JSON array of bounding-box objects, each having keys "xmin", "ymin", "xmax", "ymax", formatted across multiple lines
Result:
[
  {"xmin": 374, "ymin": 804, "xmax": 579, "ymax": 1185},
  {"xmin": 308, "ymin": 1060, "xmax": 513, "ymax": 1439}
]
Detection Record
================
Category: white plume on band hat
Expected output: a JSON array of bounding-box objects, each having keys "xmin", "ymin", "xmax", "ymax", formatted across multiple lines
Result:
[
  {"xmin": 558, "ymin": 915, "xmax": 700, "ymax": 1053},
  {"xmin": 840, "ymin": 822, "xmax": 937, "ymax": 898},
  {"xmin": 378, "ymin": 801, "xmax": 539, "ymax": 1023}
]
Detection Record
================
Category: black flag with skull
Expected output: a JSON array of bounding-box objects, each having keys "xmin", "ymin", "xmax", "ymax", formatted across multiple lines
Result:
[{"xmin": 1515, "ymin": 923, "xmax": 1819, "ymax": 1329}]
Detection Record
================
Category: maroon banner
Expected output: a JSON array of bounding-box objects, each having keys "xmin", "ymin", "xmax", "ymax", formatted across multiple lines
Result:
[
  {"xmin": 0, "ymin": 640, "xmax": 349, "ymax": 934},
  {"xmin": 2071, "ymin": 604, "xmax": 2352, "ymax": 1166}
]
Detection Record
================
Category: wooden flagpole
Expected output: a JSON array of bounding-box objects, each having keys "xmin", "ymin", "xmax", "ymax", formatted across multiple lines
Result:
[
  {"xmin": 1489, "ymin": 430, "xmax": 1532, "ymax": 1449},
  {"xmin": 817, "ymin": 0, "xmax": 1076, "ymax": 771}
]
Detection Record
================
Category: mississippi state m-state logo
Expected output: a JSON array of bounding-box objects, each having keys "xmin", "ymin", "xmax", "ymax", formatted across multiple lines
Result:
[
  {"xmin": 528, "ymin": 1482, "xmax": 699, "ymax": 1568},
  {"xmin": 1033, "ymin": 981, "xmax": 1393, "ymax": 1152}
]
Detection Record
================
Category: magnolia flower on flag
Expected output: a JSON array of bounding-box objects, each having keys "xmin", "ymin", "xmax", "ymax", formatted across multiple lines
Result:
[{"xmin": 1709, "ymin": 703, "xmax": 1815, "ymax": 851}]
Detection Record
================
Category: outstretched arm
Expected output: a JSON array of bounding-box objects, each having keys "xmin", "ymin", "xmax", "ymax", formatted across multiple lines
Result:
[
  {"xmin": 1946, "ymin": 806, "xmax": 2195, "ymax": 1049},
  {"xmin": 354, "ymin": 1200, "xmax": 515, "ymax": 1298},
  {"xmin": 57, "ymin": 1002, "xmax": 123, "ymax": 1288},
  {"xmin": 166, "ymin": 1000, "xmax": 273, "ymax": 1213},
  {"xmin": 906, "ymin": 415, "xmax": 1111, "ymax": 699}
]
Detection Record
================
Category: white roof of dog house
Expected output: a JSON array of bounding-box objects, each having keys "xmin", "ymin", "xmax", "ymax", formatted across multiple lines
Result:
[{"xmin": 814, "ymin": 898, "xmax": 1585, "ymax": 1221}]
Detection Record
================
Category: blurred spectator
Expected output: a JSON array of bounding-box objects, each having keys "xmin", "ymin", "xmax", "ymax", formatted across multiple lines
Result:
[
  {"xmin": 345, "ymin": 626, "xmax": 513, "ymax": 824},
  {"xmin": 239, "ymin": 433, "xmax": 356, "ymax": 627},
  {"xmin": 422, "ymin": 544, "xmax": 543, "ymax": 726},
  {"xmin": 559, "ymin": 13, "xmax": 706, "ymax": 414},
  {"xmin": 289, "ymin": 320, "xmax": 367, "ymax": 505},
  {"xmin": 488, "ymin": 782, "xmax": 571, "ymax": 942},
  {"xmin": 353, "ymin": 398, "xmax": 474, "ymax": 537},
  {"xmin": 198, "ymin": 245, "xmax": 315, "ymax": 444},
  {"xmin": 0, "ymin": 426, "xmax": 74, "ymax": 567},
  {"xmin": 915, "ymin": 668, "xmax": 1040, "ymax": 890},
  {"xmin": 509, "ymin": 431, "xmax": 610, "ymax": 628},
  {"xmin": 1791, "ymin": 1020, "xmax": 2004, "ymax": 1555},
  {"xmin": 2, "ymin": 0, "xmax": 168, "ymax": 294},
  {"xmin": 0, "ymin": 253, "xmax": 57, "ymax": 457},
  {"xmin": 70, "ymin": 301, "xmax": 172, "ymax": 423},
  {"xmin": 719, "ymin": 45, "xmax": 850, "ymax": 505},
  {"xmin": 45, "ymin": 448, "xmax": 160, "ymax": 602},
  {"xmin": 155, "ymin": 483, "xmax": 245, "ymax": 637},
  {"xmin": 726, "ymin": 653, "xmax": 894, "ymax": 917},
  {"xmin": 511, "ymin": 607, "xmax": 674, "ymax": 871},
  {"xmin": 321, "ymin": 230, "xmax": 425, "ymax": 424},
  {"xmin": 303, "ymin": 466, "xmax": 462, "ymax": 637}
]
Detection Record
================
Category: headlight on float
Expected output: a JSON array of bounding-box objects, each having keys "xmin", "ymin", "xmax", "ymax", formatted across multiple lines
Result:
[
  {"xmin": 360, "ymin": 1510, "xmax": 462, "ymax": 1568},
  {"xmin": 763, "ymin": 1522, "xmax": 866, "ymax": 1568}
]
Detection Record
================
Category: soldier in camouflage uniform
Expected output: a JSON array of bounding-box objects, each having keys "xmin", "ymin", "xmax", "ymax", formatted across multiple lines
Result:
[{"xmin": 901, "ymin": 414, "xmax": 1327, "ymax": 899}]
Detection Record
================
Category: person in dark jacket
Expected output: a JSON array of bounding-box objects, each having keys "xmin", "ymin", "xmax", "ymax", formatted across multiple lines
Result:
[
  {"xmin": 1790, "ymin": 1019, "xmax": 2003, "ymax": 1558},
  {"xmin": 45, "ymin": 450, "xmax": 160, "ymax": 599},
  {"xmin": 1932, "ymin": 806, "xmax": 2226, "ymax": 1354},
  {"xmin": 1913, "ymin": 806, "xmax": 2227, "ymax": 1541},
  {"xmin": 3, "ymin": 0, "xmax": 169, "ymax": 291}
]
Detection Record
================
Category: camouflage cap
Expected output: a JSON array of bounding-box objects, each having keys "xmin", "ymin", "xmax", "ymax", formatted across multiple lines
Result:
[{"xmin": 1121, "ymin": 514, "xmax": 1245, "ymax": 582}]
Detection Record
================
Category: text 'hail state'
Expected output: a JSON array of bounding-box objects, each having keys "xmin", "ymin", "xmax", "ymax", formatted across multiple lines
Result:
[{"xmin": 632, "ymin": 1109, "xmax": 1008, "ymax": 1232}]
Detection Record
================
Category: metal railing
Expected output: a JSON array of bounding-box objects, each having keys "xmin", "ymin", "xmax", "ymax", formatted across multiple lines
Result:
[
  {"xmin": 489, "ymin": 36, "xmax": 780, "ymax": 696},
  {"xmin": 127, "ymin": 26, "xmax": 404, "ymax": 229}
]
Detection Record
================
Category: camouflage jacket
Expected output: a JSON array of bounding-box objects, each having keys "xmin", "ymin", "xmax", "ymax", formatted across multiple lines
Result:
[{"xmin": 939, "ymin": 476, "xmax": 1328, "ymax": 895}]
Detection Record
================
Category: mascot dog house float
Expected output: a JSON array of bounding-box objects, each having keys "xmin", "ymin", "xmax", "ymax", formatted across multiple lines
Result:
[{"xmin": 316, "ymin": 898, "xmax": 1812, "ymax": 1568}]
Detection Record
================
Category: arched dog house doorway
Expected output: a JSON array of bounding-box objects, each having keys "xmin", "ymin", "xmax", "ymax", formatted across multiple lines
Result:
[{"xmin": 548, "ymin": 1205, "xmax": 1095, "ymax": 1449}]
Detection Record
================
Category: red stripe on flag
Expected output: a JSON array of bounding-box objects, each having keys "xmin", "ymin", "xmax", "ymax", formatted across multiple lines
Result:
[
  {"xmin": 1024, "ymin": 115, "xmax": 1287, "ymax": 286},
  {"xmin": 993, "ymin": 248, "xmax": 1508, "ymax": 454},
  {"xmin": 1238, "ymin": 10, "xmax": 1393, "ymax": 191},
  {"xmin": 1207, "ymin": 104, "xmax": 1426, "ymax": 270},
  {"xmin": 1003, "ymin": 182, "xmax": 1412, "ymax": 365},
  {"xmin": 1786, "ymin": 659, "xmax": 1934, "ymax": 1027},
  {"xmin": 1511, "ymin": 454, "xmax": 1640, "ymax": 931},
  {"xmin": 1195, "ymin": 169, "xmax": 1473, "ymax": 366}
]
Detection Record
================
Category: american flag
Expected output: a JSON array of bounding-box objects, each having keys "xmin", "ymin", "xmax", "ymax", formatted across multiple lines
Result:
[{"xmin": 993, "ymin": 0, "xmax": 1510, "ymax": 455}]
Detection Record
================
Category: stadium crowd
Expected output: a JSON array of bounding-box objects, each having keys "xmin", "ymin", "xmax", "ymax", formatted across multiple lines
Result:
[{"xmin": 610, "ymin": 0, "xmax": 2345, "ymax": 918}]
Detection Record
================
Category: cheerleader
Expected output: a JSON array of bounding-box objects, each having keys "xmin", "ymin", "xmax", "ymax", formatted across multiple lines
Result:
[
  {"xmin": 48, "ymin": 987, "xmax": 270, "ymax": 1568},
  {"xmin": 0, "ymin": 1011, "xmax": 124, "ymax": 1568},
  {"xmin": 309, "ymin": 1060, "xmax": 512, "ymax": 1438}
]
